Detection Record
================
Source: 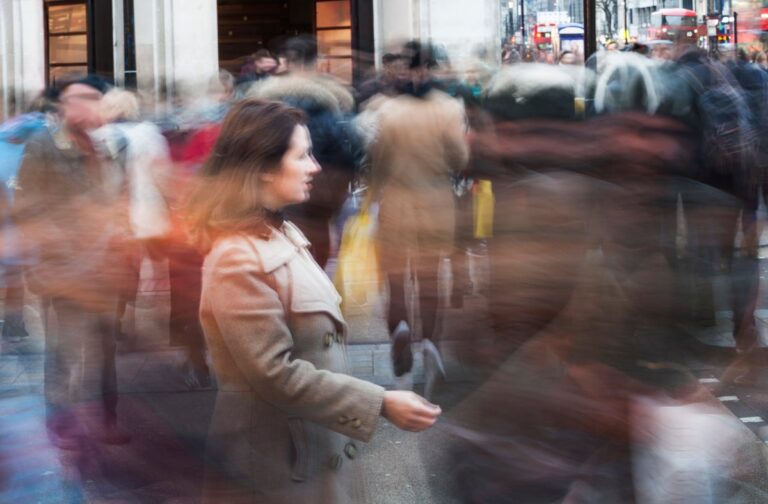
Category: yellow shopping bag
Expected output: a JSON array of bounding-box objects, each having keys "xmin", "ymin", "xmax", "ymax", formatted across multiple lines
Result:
[
  {"xmin": 334, "ymin": 201, "xmax": 382, "ymax": 311},
  {"xmin": 473, "ymin": 179, "xmax": 494, "ymax": 239}
]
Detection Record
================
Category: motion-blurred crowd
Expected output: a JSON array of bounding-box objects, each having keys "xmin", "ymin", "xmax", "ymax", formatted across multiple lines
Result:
[{"xmin": 2, "ymin": 34, "xmax": 768, "ymax": 502}]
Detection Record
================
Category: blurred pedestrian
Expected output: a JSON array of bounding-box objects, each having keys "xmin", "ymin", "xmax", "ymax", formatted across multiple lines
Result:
[
  {"xmin": 0, "ymin": 94, "xmax": 54, "ymax": 343},
  {"xmin": 366, "ymin": 41, "xmax": 469, "ymax": 384},
  {"xmin": 15, "ymin": 75, "xmax": 132, "ymax": 449},
  {"xmin": 92, "ymin": 88, "xmax": 173, "ymax": 346},
  {"xmin": 247, "ymin": 35, "xmax": 361, "ymax": 269},
  {"xmin": 356, "ymin": 53, "xmax": 408, "ymax": 105},
  {"xmin": 236, "ymin": 48, "xmax": 278, "ymax": 88}
]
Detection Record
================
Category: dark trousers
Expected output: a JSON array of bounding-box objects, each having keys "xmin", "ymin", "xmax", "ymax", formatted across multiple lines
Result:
[
  {"xmin": 684, "ymin": 181, "xmax": 759, "ymax": 351},
  {"xmin": 387, "ymin": 255, "xmax": 441, "ymax": 342},
  {"xmin": 44, "ymin": 297, "xmax": 119, "ymax": 423},
  {"xmin": 167, "ymin": 245, "xmax": 207, "ymax": 359}
]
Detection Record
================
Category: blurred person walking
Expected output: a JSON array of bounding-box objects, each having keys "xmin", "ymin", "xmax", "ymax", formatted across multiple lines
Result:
[
  {"xmin": 356, "ymin": 53, "xmax": 408, "ymax": 105},
  {"xmin": 92, "ymin": 89, "xmax": 174, "ymax": 345},
  {"xmin": 0, "ymin": 98, "xmax": 53, "ymax": 344},
  {"xmin": 676, "ymin": 46, "xmax": 767, "ymax": 383},
  {"xmin": 14, "ymin": 76, "xmax": 132, "ymax": 449},
  {"xmin": 186, "ymin": 99, "xmax": 441, "ymax": 503},
  {"xmin": 365, "ymin": 41, "xmax": 469, "ymax": 383},
  {"xmin": 247, "ymin": 35, "xmax": 361, "ymax": 269}
]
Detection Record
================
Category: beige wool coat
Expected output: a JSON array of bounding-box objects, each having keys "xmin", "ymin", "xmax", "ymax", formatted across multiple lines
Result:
[
  {"xmin": 366, "ymin": 90, "xmax": 469, "ymax": 273},
  {"xmin": 199, "ymin": 221, "xmax": 386, "ymax": 503}
]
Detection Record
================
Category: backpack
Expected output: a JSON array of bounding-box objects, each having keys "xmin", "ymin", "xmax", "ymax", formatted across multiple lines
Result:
[{"xmin": 684, "ymin": 62, "xmax": 759, "ymax": 179}]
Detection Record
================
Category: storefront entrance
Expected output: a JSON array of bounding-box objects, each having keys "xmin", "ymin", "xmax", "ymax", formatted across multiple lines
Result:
[{"xmin": 217, "ymin": 0, "xmax": 373, "ymax": 83}]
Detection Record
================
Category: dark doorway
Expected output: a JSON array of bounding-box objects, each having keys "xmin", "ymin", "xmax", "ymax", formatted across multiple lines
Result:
[
  {"xmin": 217, "ymin": 0, "xmax": 373, "ymax": 84},
  {"xmin": 217, "ymin": 0, "xmax": 313, "ymax": 76},
  {"xmin": 44, "ymin": 0, "xmax": 136, "ymax": 87}
]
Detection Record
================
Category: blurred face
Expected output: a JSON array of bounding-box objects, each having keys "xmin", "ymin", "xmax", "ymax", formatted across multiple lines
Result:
[
  {"xmin": 559, "ymin": 53, "xmax": 577, "ymax": 65},
  {"xmin": 261, "ymin": 125, "xmax": 321, "ymax": 209},
  {"xmin": 255, "ymin": 56, "xmax": 277, "ymax": 74},
  {"xmin": 59, "ymin": 83, "xmax": 104, "ymax": 131}
]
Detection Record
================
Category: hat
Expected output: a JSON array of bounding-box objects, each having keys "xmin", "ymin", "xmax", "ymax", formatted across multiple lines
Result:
[{"xmin": 57, "ymin": 74, "xmax": 112, "ymax": 96}]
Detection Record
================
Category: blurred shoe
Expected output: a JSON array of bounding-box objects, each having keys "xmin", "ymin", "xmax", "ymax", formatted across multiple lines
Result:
[
  {"xmin": 48, "ymin": 431, "xmax": 83, "ymax": 451},
  {"xmin": 721, "ymin": 350, "xmax": 766, "ymax": 387},
  {"xmin": 46, "ymin": 417, "xmax": 85, "ymax": 451},
  {"xmin": 423, "ymin": 339, "xmax": 447, "ymax": 401},
  {"xmin": 732, "ymin": 367, "xmax": 763, "ymax": 386},
  {"xmin": 1, "ymin": 313, "xmax": 28, "ymax": 342},
  {"xmin": 182, "ymin": 359, "xmax": 212, "ymax": 390},
  {"xmin": 391, "ymin": 321, "xmax": 413, "ymax": 377}
]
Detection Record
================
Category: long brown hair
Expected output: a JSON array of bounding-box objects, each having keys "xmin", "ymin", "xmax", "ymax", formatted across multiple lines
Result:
[{"xmin": 185, "ymin": 99, "xmax": 306, "ymax": 251}]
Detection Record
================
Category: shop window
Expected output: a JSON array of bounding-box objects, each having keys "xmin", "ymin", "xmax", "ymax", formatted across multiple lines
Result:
[
  {"xmin": 316, "ymin": 0, "xmax": 352, "ymax": 82},
  {"xmin": 46, "ymin": 1, "xmax": 89, "ymax": 86}
]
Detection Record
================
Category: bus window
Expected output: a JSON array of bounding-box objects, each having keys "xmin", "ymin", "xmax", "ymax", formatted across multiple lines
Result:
[{"xmin": 662, "ymin": 15, "xmax": 697, "ymax": 27}]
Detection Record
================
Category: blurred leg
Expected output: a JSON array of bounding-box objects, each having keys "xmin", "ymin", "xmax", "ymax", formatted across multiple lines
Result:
[
  {"xmin": 417, "ymin": 255, "xmax": 441, "ymax": 342},
  {"xmin": 2, "ymin": 266, "xmax": 28, "ymax": 340},
  {"xmin": 732, "ymin": 209, "xmax": 759, "ymax": 353}
]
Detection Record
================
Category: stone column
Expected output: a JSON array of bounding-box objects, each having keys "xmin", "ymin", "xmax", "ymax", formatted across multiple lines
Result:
[
  {"xmin": 0, "ymin": 0, "xmax": 45, "ymax": 119},
  {"xmin": 134, "ymin": 0, "xmax": 218, "ymax": 107},
  {"xmin": 373, "ymin": 0, "xmax": 418, "ymax": 66}
]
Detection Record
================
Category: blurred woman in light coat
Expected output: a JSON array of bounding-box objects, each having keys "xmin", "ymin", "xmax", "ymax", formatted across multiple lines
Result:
[{"xmin": 186, "ymin": 99, "xmax": 441, "ymax": 503}]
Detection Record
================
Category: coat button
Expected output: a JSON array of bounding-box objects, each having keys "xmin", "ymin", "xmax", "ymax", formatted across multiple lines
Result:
[
  {"xmin": 323, "ymin": 332, "xmax": 334, "ymax": 347},
  {"xmin": 330, "ymin": 454, "xmax": 343, "ymax": 470},
  {"xmin": 337, "ymin": 414, "xmax": 349, "ymax": 425},
  {"xmin": 344, "ymin": 442, "xmax": 357, "ymax": 460},
  {"xmin": 351, "ymin": 418, "xmax": 362, "ymax": 429}
]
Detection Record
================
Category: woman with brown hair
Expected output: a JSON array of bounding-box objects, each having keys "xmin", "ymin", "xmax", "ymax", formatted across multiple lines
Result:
[{"xmin": 187, "ymin": 99, "xmax": 441, "ymax": 503}]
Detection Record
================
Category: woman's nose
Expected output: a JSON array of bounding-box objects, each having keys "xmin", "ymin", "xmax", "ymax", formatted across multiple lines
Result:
[{"xmin": 310, "ymin": 156, "xmax": 322, "ymax": 174}]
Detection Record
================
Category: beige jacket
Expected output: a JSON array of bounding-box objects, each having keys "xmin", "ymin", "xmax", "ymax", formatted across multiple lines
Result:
[
  {"xmin": 199, "ymin": 221, "xmax": 386, "ymax": 503},
  {"xmin": 367, "ymin": 90, "xmax": 469, "ymax": 272}
]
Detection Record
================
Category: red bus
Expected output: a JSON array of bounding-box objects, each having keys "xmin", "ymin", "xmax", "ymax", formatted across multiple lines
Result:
[
  {"xmin": 533, "ymin": 23, "xmax": 557, "ymax": 49},
  {"xmin": 648, "ymin": 8, "xmax": 702, "ymax": 42},
  {"xmin": 762, "ymin": 7, "xmax": 768, "ymax": 31}
]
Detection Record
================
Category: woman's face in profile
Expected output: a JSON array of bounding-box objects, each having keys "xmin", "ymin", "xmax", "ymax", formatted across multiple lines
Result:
[{"xmin": 262, "ymin": 124, "xmax": 321, "ymax": 208}]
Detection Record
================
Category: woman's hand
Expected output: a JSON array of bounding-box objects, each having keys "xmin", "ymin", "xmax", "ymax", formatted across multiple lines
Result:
[{"xmin": 382, "ymin": 391, "xmax": 442, "ymax": 432}]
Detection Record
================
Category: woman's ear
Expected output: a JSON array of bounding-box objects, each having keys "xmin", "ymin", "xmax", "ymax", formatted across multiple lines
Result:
[{"xmin": 260, "ymin": 172, "xmax": 275, "ymax": 183}]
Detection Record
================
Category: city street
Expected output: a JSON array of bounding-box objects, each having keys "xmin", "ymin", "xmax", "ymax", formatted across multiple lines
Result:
[{"xmin": 1, "ymin": 247, "xmax": 768, "ymax": 503}]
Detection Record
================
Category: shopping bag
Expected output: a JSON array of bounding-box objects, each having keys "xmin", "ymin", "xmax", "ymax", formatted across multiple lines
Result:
[
  {"xmin": 334, "ymin": 200, "xmax": 382, "ymax": 310},
  {"xmin": 473, "ymin": 179, "xmax": 494, "ymax": 239}
]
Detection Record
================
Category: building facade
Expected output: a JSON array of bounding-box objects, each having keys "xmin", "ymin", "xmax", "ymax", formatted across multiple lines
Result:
[{"xmin": 0, "ymin": 0, "xmax": 504, "ymax": 119}]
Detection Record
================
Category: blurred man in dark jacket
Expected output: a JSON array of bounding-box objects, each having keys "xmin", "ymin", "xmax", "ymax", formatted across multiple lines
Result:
[{"xmin": 15, "ymin": 75, "xmax": 132, "ymax": 449}]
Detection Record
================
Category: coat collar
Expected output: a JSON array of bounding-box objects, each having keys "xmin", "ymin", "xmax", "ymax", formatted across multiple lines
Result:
[{"xmin": 251, "ymin": 221, "xmax": 311, "ymax": 273}]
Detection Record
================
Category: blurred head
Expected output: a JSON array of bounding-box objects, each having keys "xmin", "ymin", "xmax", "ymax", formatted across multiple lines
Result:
[
  {"xmin": 382, "ymin": 53, "xmax": 407, "ymax": 80},
  {"xmin": 559, "ymin": 51, "xmax": 577, "ymax": 65},
  {"xmin": 208, "ymin": 69, "xmax": 235, "ymax": 101},
  {"xmin": 754, "ymin": 51, "xmax": 768, "ymax": 69},
  {"xmin": 187, "ymin": 99, "xmax": 319, "ymax": 248},
  {"xmin": 101, "ymin": 88, "xmax": 140, "ymax": 123},
  {"xmin": 403, "ymin": 40, "xmax": 438, "ymax": 79},
  {"xmin": 254, "ymin": 49, "xmax": 278, "ymax": 74},
  {"xmin": 279, "ymin": 35, "xmax": 318, "ymax": 73},
  {"xmin": 485, "ymin": 64, "xmax": 577, "ymax": 121},
  {"xmin": 57, "ymin": 75, "xmax": 110, "ymax": 131}
]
